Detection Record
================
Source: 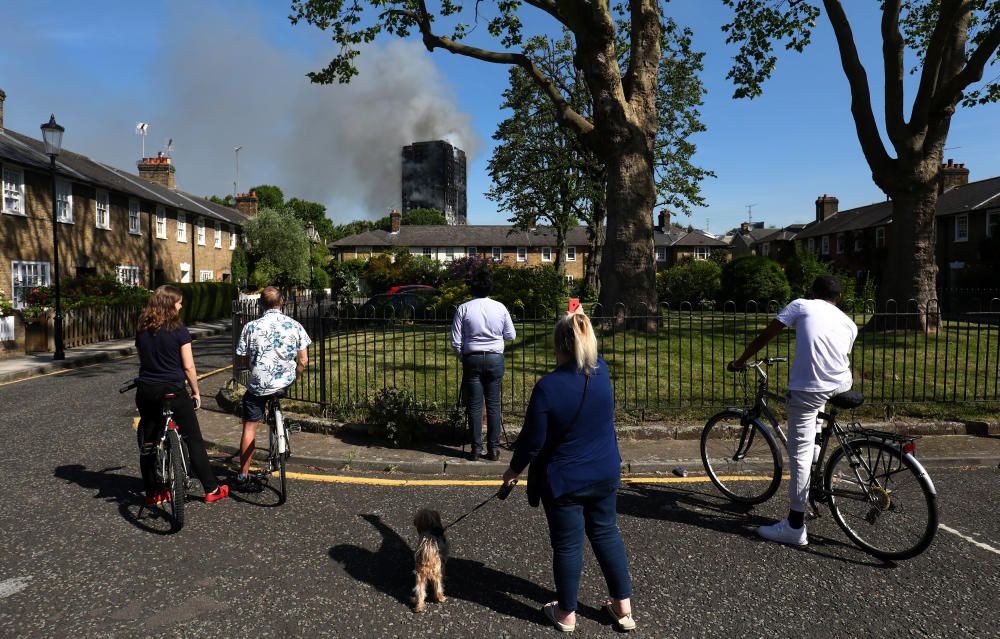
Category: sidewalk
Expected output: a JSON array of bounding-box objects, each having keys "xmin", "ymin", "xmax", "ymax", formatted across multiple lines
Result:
[
  {"xmin": 0, "ymin": 319, "xmax": 231, "ymax": 384},
  {"xmin": 195, "ymin": 404, "xmax": 1000, "ymax": 477}
]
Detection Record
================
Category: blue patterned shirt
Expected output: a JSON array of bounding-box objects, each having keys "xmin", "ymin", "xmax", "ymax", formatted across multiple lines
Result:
[{"xmin": 237, "ymin": 309, "xmax": 312, "ymax": 396}]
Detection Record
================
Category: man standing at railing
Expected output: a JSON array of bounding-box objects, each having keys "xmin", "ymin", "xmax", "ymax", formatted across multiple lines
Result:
[
  {"xmin": 729, "ymin": 275, "xmax": 857, "ymax": 546},
  {"xmin": 451, "ymin": 270, "xmax": 516, "ymax": 461},
  {"xmin": 235, "ymin": 286, "xmax": 311, "ymax": 490}
]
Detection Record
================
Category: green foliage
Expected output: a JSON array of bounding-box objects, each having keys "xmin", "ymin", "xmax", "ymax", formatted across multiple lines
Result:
[
  {"xmin": 432, "ymin": 280, "xmax": 470, "ymax": 310},
  {"xmin": 366, "ymin": 386, "xmax": 465, "ymax": 448},
  {"xmin": 230, "ymin": 243, "xmax": 249, "ymax": 287},
  {"xmin": 250, "ymin": 184, "xmax": 285, "ymax": 210},
  {"xmin": 785, "ymin": 248, "xmax": 830, "ymax": 300},
  {"xmin": 0, "ymin": 287, "xmax": 12, "ymax": 317},
  {"xmin": 287, "ymin": 196, "xmax": 336, "ymax": 245},
  {"xmin": 26, "ymin": 275, "xmax": 152, "ymax": 314},
  {"xmin": 170, "ymin": 282, "xmax": 237, "ymax": 323},
  {"xmin": 402, "ymin": 208, "xmax": 447, "ymax": 225},
  {"xmin": 720, "ymin": 255, "xmax": 791, "ymax": 307},
  {"xmin": 489, "ymin": 264, "xmax": 567, "ymax": 316},
  {"xmin": 326, "ymin": 259, "xmax": 364, "ymax": 304},
  {"xmin": 360, "ymin": 251, "xmax": 445, "ymax": 294},
  {"xmin": 657, "ymin": 260, "xmax": 722, "ymax": 307},
  {"xmin": 243, "ymin": 207, "xmax": 311, "ymax": 290},
  {"xmin": 207, "ymin": 194, "xmax": 234, "ymax": 207}
]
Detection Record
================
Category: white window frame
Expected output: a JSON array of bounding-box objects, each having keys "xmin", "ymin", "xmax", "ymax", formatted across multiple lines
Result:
[
  {"xmin": 516, "ymin": 247, "xmax": 527, "ymax": 263},
  {"xmin": 116, "ymin": 265, "xmax": 140, "ymax": 286},
  {"xmin": 492, "ymin": 247, "xmax": 502, "ymax": 262},
  {"xmin": 155, "ymin": 206, "xmax": 167, "ymax": 239},
  {"xmin": 177, "ymin": 212, "xmax": 187, "ymax": 243},
  {"xmin": 836, "ymin": 234, "xmax": 845, "ymax": 255},
  {"xmin": 988, "ymin": 211, "xmax": 1000, "ymax": 238},
  {"xmin": 443, "ymin": 247, "xmax": 456, "ymax": 262},
  {"xmin": 95, "ymin": 189, "xmax": 111, "ymax": 230},
  {"xmin": 356, "ymin": 246, "xmax": 372, "ymax": 257},
  {"xmin": 655, "ymin": 246, "xmax": 667, "ymax": 262},
  {"xmin": 11, "ymin": 260, "xmax": 51, "ymax": 308},
  {"xmin": 128, "ymin": 198, "xmax": 141, "ymax": 235},
  {"xmin": 56, "ymin": 179, "xmax": 73, "ymax": 223},
  {"xmin": 421, "ymin": 247, "xmax": 434, "ymax": 259},
  {"xmin": 875, "ymin": 227, "xmax": 886, "ymax": 248},
  {"xmin": 196, "ymin": 217, "xmax": 206, "ymax": 246},
  {"xmin": 565, "ymin": 274, "xmax": 575, "ymax": 282},
  {"xmin": 760, "ymin": 243, "xmax": 770, "ymax": 258},
  {"xmin": 467, "ymin": 246, "xmax": 478, "ymax": 258},
  {"xmin": 179, "ymin": 262, "xmax": 191, "ymax": 284},
  {"xmin": 820, "ymin": 236, "xmax": 830, "ymax": 255},
  {"xmin": 694, "ymin": 246, "xmax": 710, "ymax": 261},
  {"xmin": 3, "ymin": 166, "xmax": 25, "ymax": 215},
  {"xmin": 229, "ymin": 226, "xmax": 237, "ymax": 250},
  {"xmin": 566, "ymin": 246, "xmax": 577, "ymax": 262},
  {"xmin": 541, "ymin": 246, "xmax": 552, "ymax": 262},
  {"xmin": 954, "ymin": 214, "xmax": 969, "ymax": 242},
  {"xmin": 214, "ymin": 221, "xmax": 222, "ymax": 248},
  {"xmin": 199, "ymin": 270, "xmax": 214, "ymax": 282}
]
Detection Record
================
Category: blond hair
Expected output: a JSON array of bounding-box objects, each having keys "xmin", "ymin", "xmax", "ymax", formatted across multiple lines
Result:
[{"xmin": 554, "ymin": 309, "xmax": 598, "ymax": 372}]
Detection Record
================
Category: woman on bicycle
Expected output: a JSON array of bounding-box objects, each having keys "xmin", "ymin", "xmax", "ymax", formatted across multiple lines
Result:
[
  {"xmin": 500, "ymin": 309, "xmax": 635, "ymax": 633},
  {"xmin": 135, "ymin": 285, "xmax": 228, "ymax": 505}
]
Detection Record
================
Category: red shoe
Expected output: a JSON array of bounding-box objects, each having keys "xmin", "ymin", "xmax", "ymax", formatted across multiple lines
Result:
[
  {"xmin": 145, "ymin": 490, "xmax": 171, "ymax": 506},
  {"xmin": 204, "ymin": 484, "xmax": 229, "ymax": 503}
]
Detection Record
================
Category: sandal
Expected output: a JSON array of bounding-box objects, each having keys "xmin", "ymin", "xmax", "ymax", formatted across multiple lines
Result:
[
  {"xmin": 603, "ymin": 601, "xmax": 636, "ymax": 631},
  {"xmin": 543, "ymin": 602, "xmax": 576, "ymax": 632}
]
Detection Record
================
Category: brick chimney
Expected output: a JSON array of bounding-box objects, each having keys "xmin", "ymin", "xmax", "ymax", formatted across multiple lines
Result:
[
  {"xmin": 0, "ymin": 88, "xmax": 6, "ymax": 130},
  {"xmin": 527, "ymin": 212, "xmax": 537, "ymax": 231},
  {"xmin": 658, "ymin": 210, "xmax": 670, "ymax": 229},
  {"xmin": 235, "ymin": 190, "xmax": 258, "ymax": 218},
  {"xmin": 390, "ymin": 208, "xmax": 401, "ymax": 233},
  {"xmin": 940, "ymin": 159, "xmax": 969, "ymax": 193},
  {"xmin": 137, "ymin": 153, "xmax": 176, "ymax": 189},
  {"xmin": 815, "ymin": 195, "xmax": 838, "ymax": 223},
  {"xmin": 740, "ymin": 222, "xmax": 751, "ymax": 234},
  {"xmin": 362, "ymin": 220, "xmax": 370, "ymax": 233}
]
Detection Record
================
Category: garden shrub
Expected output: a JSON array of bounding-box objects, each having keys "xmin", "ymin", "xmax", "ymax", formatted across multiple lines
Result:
[
  {"xmin": 327, "ymin": 259, "xmax": 364, "ymax": 304},
  {"xmin": 785, "ymin": 249, "xmax": 857, "ymax": 304},
  {"xmin": 171, "ymin": 282, "xmax": 236, "ymax": 322},
  {"xmin": 720, "ymin": 255, "xmax": 791, "ymax": 308},
  {"xmin": 489, "ymin": 264, "xmax": 566, "ymax": 317},
  {"xmin": 657, "ymin": 259, "xmax": 722, "ymax": 307}
]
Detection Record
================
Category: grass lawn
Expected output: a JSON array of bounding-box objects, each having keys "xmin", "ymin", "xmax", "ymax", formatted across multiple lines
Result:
[{"xmin": 282, "ymin": 310, "xmax": 1000, "ymax": 421}]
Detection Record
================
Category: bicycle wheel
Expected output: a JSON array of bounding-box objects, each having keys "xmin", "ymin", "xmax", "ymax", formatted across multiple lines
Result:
[
  {"xmin": 166, "ymin": 429, "xmax": 186, "ymax": 530},
  {"xmin": 701, "ymin": 410, "xmax": 782, "ymax": 504},
  {"xmin": 825, "ymin": 439, "xmax": 937, "ymax": 560},
  {"xmin": 268, "ymin": 413, "xmax": 287, "ymax": 505}
]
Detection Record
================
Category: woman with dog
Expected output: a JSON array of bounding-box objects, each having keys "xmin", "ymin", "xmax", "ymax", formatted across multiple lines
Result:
[{"xmin": 501, "ymin": 309, "xmax": 635, "ymax": 632}]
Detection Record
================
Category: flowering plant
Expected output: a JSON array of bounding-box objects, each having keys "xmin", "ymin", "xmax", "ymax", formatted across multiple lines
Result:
[
  {"xmin": 19, "ymin": 287, "xmax": 53, "ymax": 322},
  {"xmin": 0, "ymin": 288, "xmax": 12, "ymax": 317}
]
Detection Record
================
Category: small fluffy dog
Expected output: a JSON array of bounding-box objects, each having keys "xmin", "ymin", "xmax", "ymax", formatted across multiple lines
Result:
[{"xmin": 412, "ymin": 509, "xmax": 448, "ymax": 613}]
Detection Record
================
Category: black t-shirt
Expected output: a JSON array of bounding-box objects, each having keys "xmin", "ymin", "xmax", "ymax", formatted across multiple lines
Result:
[{"xmin": 136, "ymin": 326, "xmax": 192, "ymax": 385}]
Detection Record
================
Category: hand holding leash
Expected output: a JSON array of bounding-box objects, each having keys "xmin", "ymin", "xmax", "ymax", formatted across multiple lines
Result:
[{"xmin": 497, "ymin": 479, "xmax": 517, "ymax": 500}]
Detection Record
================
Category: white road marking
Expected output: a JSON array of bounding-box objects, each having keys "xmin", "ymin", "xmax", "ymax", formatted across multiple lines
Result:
[
  {"xmin": 0, "ymin": 576, "xmax": 32, "ymax": 599},
  {"xmin": 940, "ymin": 524, "xmax": 1000, "ymax": 556}
]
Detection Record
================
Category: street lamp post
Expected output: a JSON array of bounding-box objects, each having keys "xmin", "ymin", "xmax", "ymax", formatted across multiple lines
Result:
[
  {"xmin": 305, "ymin": 221, "xmax": 318, "ymax": 293},
  {"xmin": 41, "ymin": 114, "xmax": 65, "ymax": 361}
]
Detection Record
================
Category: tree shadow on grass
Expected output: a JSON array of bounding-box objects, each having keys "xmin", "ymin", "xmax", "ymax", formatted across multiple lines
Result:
[
  {"xmin": 617, "ymin": 483, "xmax": 894, "ymax": 569},
  {"xmin": 54, "ymin": 463, "xmax": 178, "ymax": 535},
  {"xmin": 327, "ymin": 514, "xmax": 606, "ymax": 625}
]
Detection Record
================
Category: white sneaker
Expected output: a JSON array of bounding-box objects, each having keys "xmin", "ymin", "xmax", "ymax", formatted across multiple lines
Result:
[{"xmin": 757, "ymin": 518, "xmax": 808, "ymax": 546}]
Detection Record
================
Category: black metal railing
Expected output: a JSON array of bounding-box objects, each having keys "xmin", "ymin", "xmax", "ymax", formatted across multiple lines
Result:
[{"xmin": 232, "ymin": 297, "xmax": 1000, "ymax": 417}]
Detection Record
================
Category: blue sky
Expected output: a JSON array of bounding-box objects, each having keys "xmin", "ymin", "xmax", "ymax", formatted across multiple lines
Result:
[{"xmin": 1, "ymin": 1, "xmax": 997, "ymax": 234}]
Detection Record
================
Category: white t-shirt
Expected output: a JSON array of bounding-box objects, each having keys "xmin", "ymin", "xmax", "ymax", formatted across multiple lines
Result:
[{"xmin": 776, "ymin": 298, "xmax": 858, "ymax": 392}]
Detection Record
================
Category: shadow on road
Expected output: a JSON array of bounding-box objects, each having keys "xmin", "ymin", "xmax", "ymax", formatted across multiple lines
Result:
[
  {"xmin": 328, "ymin": 513, "xmax": 605, "ymax": 626},
  {"xmin": 54, "ymin": 463, "xmax": 180, "ymax": 535},
  {"xmin": 618, "ymin": 483, "xmax": 894, "ymax": 568}
]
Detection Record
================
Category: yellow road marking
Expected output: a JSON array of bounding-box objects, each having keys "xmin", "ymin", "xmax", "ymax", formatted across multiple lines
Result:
[
  {"xmin": 277, "ymin": 470, "xmax": 788, "ymax": 487},
  {"xmin": 198, "ymin": 364, "xmax": 232, "ymax": 380},
  {"xmin": 0, "ymin": 360, "xmax": 105, "ymax": 387},
  {"xmin": 133, "ymin": 417, "xmax": 140, "ymax": 431}
]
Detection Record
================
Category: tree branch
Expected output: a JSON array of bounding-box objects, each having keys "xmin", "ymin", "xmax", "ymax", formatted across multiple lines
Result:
[
  {"xmin": 823, "ymin": 0, "xmax": 895, "ymax": 182},
  {"xmin": 523, "ymin": 0, "xmax": 570, "ymax": 28},
  {"xmin": 932, "ymin": 20, "xmax": 1000, "ymax": 112},
  {"xmin": 881, "ymin": 0, "xmax": 908, "ymax": 153},
  {"xmin": 623, "ymin": 0, "xmax": 660, "ymax": 107},
  {"xmin": 910, "ymin": 0, "xmax": 967, "ymax": 135}
]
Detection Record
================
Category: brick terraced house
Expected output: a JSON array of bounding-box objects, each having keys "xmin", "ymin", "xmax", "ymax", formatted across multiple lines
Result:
[{"xmin": 0, "ymin": 91, "xmax": 252, "ymax": 309}]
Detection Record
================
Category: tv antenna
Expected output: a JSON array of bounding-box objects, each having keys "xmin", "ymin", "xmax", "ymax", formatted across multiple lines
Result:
[
  {"xmin": 135, "ymin": 122, "xmax": 149, "ymax": 158},
  {"xmin": 233, "ymin": 145, "xmax": 243, "ymax": 197},
  {"xmin": 164, "ymin": 138, "xmax": 174, "ymax": 158},
  {"xmin": 745, "ymin": 203, "xmax": 757, "ymax": 225}
]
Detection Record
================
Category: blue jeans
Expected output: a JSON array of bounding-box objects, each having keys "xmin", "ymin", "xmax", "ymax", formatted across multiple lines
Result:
[
  {"xmin": 462, "ymin": 352, "xmax": 504, "ymax": 453},
  {"xmin": 542, "ymin": 478, "xmax": 633, "ymax": 612}
]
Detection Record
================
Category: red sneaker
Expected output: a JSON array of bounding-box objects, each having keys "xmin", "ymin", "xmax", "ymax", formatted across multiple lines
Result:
[{"xmin": 204, "ymin": 484, "xmax": 229, "ymax": 503}]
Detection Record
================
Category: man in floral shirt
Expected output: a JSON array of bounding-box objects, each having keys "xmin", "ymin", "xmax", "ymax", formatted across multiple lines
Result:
[{"xmin": 235, "ymin": 286, "xmax": 311, "ymax": 488}]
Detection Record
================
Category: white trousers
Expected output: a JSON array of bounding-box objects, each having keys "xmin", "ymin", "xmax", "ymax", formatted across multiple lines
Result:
[{"xmin": 785, "ymin": 383, "xmax": 852, "ymax": 512}]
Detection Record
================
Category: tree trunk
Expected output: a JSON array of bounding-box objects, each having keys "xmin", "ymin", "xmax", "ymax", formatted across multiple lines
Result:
[
  {"xmin": 554, "ymin": 227, "xmax": 566, "ymax": 276},
  {"xmin": 879, "ymin": 178, "xmax": 941, "ymax": 330},
  {"xmin": 584, "ymin": 201, "xmax": 605, "ymax": 298}
]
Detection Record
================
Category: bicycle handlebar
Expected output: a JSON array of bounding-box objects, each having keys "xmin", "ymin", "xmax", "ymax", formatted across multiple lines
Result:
[
  {"xmin": 119, "ymin": 378, "xmax": 138, "ymax": 393},
  {"xmin": 728, "ymin": 356, "xmax": 787, "ymax": 372}
]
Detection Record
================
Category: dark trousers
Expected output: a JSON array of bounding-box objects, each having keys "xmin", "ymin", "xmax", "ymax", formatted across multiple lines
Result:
[
  {"xmin": 135, "ymin": 381, "xmax": 218, "ymax": 496},
  {"xmin": 462, "ymin": 352, "xmax": 504, "ymax": 453},
  {"xmin": 542, "ymin": 478, "xmax": 633, "ymax": 612}
]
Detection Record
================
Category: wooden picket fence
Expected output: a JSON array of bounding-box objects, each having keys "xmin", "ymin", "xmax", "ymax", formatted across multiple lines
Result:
[{"xmin": 63, "ymin": 304, "xmax": 143, "ymax": 349}]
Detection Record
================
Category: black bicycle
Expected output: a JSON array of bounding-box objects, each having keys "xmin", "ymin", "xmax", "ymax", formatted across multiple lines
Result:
[
  {"xmin": 701, "ymin": 357, "xmax": 938, "ymax": 560},
  {"xmin": 121, "ymin": 379, "xmax": 189, "ymax": 531},
  {"xmin": 250, "ymin": 390, "xmax": 295, "ymax": 505}
]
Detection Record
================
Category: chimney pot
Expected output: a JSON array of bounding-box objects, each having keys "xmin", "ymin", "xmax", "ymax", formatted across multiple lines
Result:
[
  {"xmin": 137, "ymin": 155, "xmax": 176, "ymax": 189},
  {"xmin": 390, "ymin": 208, "xmax": 401, "ymax": 233},
  {"xmin": 940, "ymin": 159, "xmax": 970, "ymax": 194},
  {"xmin": 658, "ymin": 210, "xmax": 670, "ymax": 229},
  {"xmin": 362, "ymin": 220, "xmax": 370, "ymax": 233},
  {"xmin": 235, "ymin": 191, "xmax": 258, "ymax": 218},
  {"xmin": 815, "ymin": 195, "xmax": 838, "ymax": 223}
]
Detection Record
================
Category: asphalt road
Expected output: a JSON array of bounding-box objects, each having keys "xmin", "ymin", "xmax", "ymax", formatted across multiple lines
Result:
[{"xmin": 1, "ymin": 336, "xmax": 998, "ymax": 638}]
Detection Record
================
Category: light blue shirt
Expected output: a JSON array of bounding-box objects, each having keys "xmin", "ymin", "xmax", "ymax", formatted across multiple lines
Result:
[
  {"xmin": 237, "ymin": 309, "xmax": 312, "ymax": 396},
  {"xmin": 451, "ymin": 297, "xmax": 516, "ymax": 356}
]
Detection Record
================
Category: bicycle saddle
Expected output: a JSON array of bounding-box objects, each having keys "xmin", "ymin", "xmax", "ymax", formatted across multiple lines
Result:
[
  {"xmin": 830, "ymin": 391, "xmax": 864, "ymax": 409},
  {"xmin": 161, "ymin": 393, "xmax": 177, "ymax": 400}
]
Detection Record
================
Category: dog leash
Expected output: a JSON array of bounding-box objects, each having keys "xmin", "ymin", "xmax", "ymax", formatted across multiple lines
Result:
[{"xmin": 442, "ymin": 480, "xmax": 517, "ymax": 531}]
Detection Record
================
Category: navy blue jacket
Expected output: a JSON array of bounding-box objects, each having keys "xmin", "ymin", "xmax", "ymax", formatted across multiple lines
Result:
[{"xmin": 510, "ymin": 357, "xmax": 620, "ymax": 499}]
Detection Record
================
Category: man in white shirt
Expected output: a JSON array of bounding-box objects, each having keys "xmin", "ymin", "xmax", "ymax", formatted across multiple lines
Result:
[
  {"xmin": 730, "ymin": 275, "xmax": 858, "ymax": 546},
  {"xmin": 451, "ymin": 270, "xmax": 516, "ymax": 461}
]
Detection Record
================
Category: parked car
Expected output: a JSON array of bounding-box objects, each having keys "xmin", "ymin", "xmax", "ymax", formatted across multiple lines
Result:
[{"xmin": 357, "ymin": 287, "xmax": 439, "ymax": 319}]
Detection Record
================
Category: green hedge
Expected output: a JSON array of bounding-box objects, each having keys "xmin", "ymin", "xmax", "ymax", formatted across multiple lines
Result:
[{"xmin": 170, "ymin": 282, "xmax": 237, "ymax": 323}]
